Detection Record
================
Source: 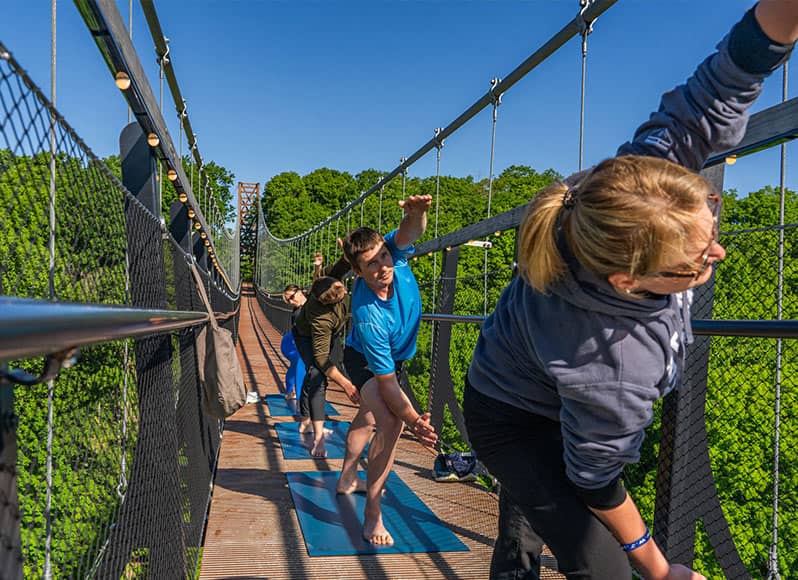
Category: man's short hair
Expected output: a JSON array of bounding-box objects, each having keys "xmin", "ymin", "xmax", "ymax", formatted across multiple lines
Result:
[
  {"xmin": 342, "ymin": 227, "xmax": 384, "ymax": 271},
  {"xmin": 311, "ymin": 277, "xmax": 346, "ymax": 305}
]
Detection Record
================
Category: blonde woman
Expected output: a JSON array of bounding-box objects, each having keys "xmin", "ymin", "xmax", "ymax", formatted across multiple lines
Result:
[{"xmin": 463, "ymin": 2, "xmax": 798, "ymax": 579}]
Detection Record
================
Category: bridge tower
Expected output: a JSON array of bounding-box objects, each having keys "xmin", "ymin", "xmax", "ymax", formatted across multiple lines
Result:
[{"xmin": 238, "ymin": 182, "xmax": 260, "ymax": 281}]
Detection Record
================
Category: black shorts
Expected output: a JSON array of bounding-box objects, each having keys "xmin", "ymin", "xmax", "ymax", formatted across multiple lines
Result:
[{"xmin": 343, "ymin": 345, "xmax": 405, "ymax": 390}]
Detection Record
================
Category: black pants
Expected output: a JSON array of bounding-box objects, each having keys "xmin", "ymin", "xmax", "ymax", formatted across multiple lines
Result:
[
  {"xmin": 294, "ymin": 333, "xmax": 329, "ymax": 422},
  {"xmin": 463, "ymin": 382, "xmax": 631, "ymax": 580},
  {"xmin": 343, "ymin": 345, "xmax": 405, "ymax": 390}
]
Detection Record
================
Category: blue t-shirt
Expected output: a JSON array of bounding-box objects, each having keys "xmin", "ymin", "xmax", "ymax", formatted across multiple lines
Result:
[{"xmin": 346, "ymin": 229, "xmax": 421, "ymax": 375}]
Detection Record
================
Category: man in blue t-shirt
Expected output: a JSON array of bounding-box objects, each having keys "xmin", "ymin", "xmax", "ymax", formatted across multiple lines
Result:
[{"xmin": 337, "ymin": 194, "xmax": 438, "ymax": 546}]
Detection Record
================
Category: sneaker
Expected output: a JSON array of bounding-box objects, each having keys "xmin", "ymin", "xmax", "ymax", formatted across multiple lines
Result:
[
  {"xmin": 433, "ymin": 451, "xmax": 478, "ymax": 483},
  {"xmin": 246, "ymin": 391, "xmax": 259, "ymax": 404}
]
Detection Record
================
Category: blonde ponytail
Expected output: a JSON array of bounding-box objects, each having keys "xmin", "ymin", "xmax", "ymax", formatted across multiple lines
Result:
[
  {"xmin": 518, "ymin": 182, "xmax": 570, "ymax": 292},
  {"xmin": 517, "ymin": 156, "xmax": 714, "ymax": 292}
]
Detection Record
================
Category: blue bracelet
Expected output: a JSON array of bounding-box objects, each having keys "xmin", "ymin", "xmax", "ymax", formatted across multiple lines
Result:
[{"xmin": 621, "ymin": 527, "xmax": 651, "ymax": 552}]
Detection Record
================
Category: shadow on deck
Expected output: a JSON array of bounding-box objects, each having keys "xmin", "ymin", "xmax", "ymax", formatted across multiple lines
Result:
[{"xmin": 199, "ymin": 291, "xmax": 560, "ymax": 579}]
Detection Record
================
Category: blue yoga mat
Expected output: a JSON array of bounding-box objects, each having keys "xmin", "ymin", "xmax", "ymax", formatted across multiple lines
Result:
[
  {"xmin": 265, "ymin": 394, "xmax": 338, "ymax": 417},
  {"xmin": 274, "ymin": 421, "xmax": 365, "ymax": 460},
  {"xmin": 286, "ymin": 470, "xmax": 470, "ymax": 556}
]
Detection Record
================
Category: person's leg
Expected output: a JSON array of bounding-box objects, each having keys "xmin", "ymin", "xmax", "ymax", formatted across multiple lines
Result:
[
  {"xmin": 490, "ymin": 488, "xmax": 544, "ymax": 580},
  {"xmin": 360, "ymin": 377, "xmax": 403, "ymax": 545},
  {"xmin": 308, "ymin": 373, "xmax": 329, "ymax": 458},
  {"xmin": 337, "ymin": 346, "xmax": 376, "ymax": 493},
  {"xmin": 463, "ymin": 383, "xmax": 630, "ymax": 580},
  {"xmin": 281, "ymin": 334, "xmax": 297, "ymax": 399},
  {"xmin": 293, "ymin": 354, "xmax": 305, "ymax": 402},
  {"xmin": 294, "ymin": 335, "xmax": 318, "ymax": 435},
  {"xmin": 297, "ymin": 370, "xmax": 312, "ymax": 432},
  {"xmin": 285, "ymin": 351, "xmax": 304, "ymax": 399},
  {"xmin": 336, "ymin": 403, "xmax": 376, "ymax": 493},
  {"xmin": 284, "ymin": 356, "xmax": 297, "ymax": 399}
]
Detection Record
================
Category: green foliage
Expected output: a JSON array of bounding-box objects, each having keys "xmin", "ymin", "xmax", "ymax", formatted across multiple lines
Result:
[{"xmin": 2, "ymin": 147, "xmax": 139, "ymax": 576}]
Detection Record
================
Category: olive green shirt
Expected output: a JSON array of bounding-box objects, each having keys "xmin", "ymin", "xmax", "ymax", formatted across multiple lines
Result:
[{"xmin": 293, "ymin": 257, "xmax": 351, "ymax": 372}]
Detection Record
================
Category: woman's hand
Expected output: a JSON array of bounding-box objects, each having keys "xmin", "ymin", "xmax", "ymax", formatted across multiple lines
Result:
[{"xmin": 342, "ymin": 381, "xmax": 360, "ymax": 405}]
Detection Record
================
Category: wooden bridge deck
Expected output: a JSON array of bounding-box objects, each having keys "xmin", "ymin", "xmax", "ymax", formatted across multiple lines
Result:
[{"xmin": 199, "ymin": 290, "xmax": 561, "ymax": 579}]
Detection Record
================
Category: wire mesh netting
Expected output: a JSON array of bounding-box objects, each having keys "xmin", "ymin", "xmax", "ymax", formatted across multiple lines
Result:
[{"xmin": 1, "ymin": 44, "xmax": 236, "ymax": 577}]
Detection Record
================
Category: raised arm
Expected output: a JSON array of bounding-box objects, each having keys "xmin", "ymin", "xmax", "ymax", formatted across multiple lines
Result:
[
  {"xmin": 756, "ymin": 0, "xmax": 798, "ymax": 45},
  {"xmin": 394, "ymin": 195, "xmax": 432, "ymax": 249},
  {"xmin": 313, "ymin": 249, "xmax": 351, "ymax": 282},
  {"xmin": 617, "ymin": 0, "xmax": 796, "ymax": 171},
  {"xmin": 313, "ymin": 253, "xmax": 324, "ymax": 281}
]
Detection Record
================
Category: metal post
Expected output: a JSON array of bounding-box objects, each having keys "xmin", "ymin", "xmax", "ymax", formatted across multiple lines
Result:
[
  {"xmin": 0, "ymin": 366, "xmax": 22, "ymax": 580},
  {"xmin": 427, "ymin": 247, "xmax": 470, "ymax": 444},
  {"xmin": 653, "ymin": 164, "xmax": 749, "ymax": 578},
  {"xmin": 96, "ymin": 122, "xmax": 186, "ymax": 577}
]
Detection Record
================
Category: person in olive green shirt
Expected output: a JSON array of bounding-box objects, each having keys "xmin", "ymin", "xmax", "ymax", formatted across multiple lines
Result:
[{"xmin": 294, "ymin": 253, "xmax": 359, "ymax": 458}]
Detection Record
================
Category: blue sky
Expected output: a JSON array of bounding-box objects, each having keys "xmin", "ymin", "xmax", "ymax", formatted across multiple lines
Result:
[{"xmin": 4, "ymin": 1, "xmax": 797, "ymax": 215}]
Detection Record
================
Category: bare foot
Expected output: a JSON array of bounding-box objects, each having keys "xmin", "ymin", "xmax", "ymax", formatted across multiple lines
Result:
[
  {"xmin": 336, "ymin": 475, "xmax": 368, "ymax": 494},
  {"xmin": 310, "ymin": 438, "xmax": 327, "ymax": 458},
  {"xmin": 285, "ymin": 392, "xmax": 296, "ymax": 400},
  {"xmin": 322, "ymin": 427, "xmax": 334, "ymax": 437},
  {"xmin": 363, "ymin": 513, "xmax": 393, "ymax": 546},
  {"xmin": 298, "ymin": 420, "xmax": 312, "ymax": 435}
]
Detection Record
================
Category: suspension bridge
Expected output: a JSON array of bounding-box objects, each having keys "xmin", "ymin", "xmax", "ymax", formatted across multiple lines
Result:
[{"xmin": 2, "ymin": 0, "xmax": 798, "ymax": 578}]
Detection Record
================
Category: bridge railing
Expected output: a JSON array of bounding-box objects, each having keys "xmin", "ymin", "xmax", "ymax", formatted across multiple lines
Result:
[{"xmin": 1, "ymin": 40, "xmax": 240, "ymax": 579}]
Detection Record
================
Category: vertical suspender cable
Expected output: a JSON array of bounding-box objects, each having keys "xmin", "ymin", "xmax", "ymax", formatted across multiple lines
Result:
[
  {"xmin": 301, "ymin": 238, "xmax": 306, "ymax": 282},
  {"xmin": 45, "ymin": 4, "xmax": 56, "ymax": 578},
  {"xmin": 127, "ymin": 0, "xmax": 132, "ymax": 124},
  {"xmin": 767, "ymin": 61, "xmax": 788, "ymax": 580},
  {"xmin": 158, "ymin": 43, "xmax": 168, "ymax": 213},
  {"xmin": 116, "ymin": 0, "xmax": 134, "ymax": 512},
  {"xmin": 577, "ymin": 0, "xmax": 594, "ymax": 172},
  {"xmin": 484, "ymin": 80, "xmax": 501, "ymax": 316},
  {"xmin": 432, "ymin": 128, "xmax": 444, "ymax": 314},
  {"xmin": 360, "ymin": 199, "xmax": 364, "ymax": 227},
  {"xmin": 378, "ymin": 186, "xmax": 384, "ymax": 232},
  {"xmin": 400, "ymin": 157, "xmax": 408, "ymax": 201},
  {"xmin": 179, "ymin": 102, "xmax": 186, "ymax": 159}
]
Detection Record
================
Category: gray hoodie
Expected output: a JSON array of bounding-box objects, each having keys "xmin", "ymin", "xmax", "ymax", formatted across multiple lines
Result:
[{"xmin": 467, "ymin": 13, "xmax": 793, "ymax": 492}]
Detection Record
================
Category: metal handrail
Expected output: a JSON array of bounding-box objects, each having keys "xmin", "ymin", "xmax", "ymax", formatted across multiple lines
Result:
[
  {"xmin": 0, "ymin": 297, "xmax": 209, "ymax": 362},
  {"xmin": 421, "ymin": 312, "xmax": 798, "ymax": 339}
]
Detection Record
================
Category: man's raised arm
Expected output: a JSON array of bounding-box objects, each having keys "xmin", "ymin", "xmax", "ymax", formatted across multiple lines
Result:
[{"xmin": 394, "ymin": 195, "xmax": 432, "ymax": 249}]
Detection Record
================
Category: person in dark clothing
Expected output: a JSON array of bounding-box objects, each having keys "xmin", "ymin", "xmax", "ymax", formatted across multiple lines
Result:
[
  {"xmin": 464, "ymin": 3, "xmax": 798, "ymax": 579},
  {"xmin": 281, "ymin": 285, "xmax": 307, "ymax": 401},
  {"xmin": 294, "ymin": 254, "xmax": 359, "ymax": 458}
]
